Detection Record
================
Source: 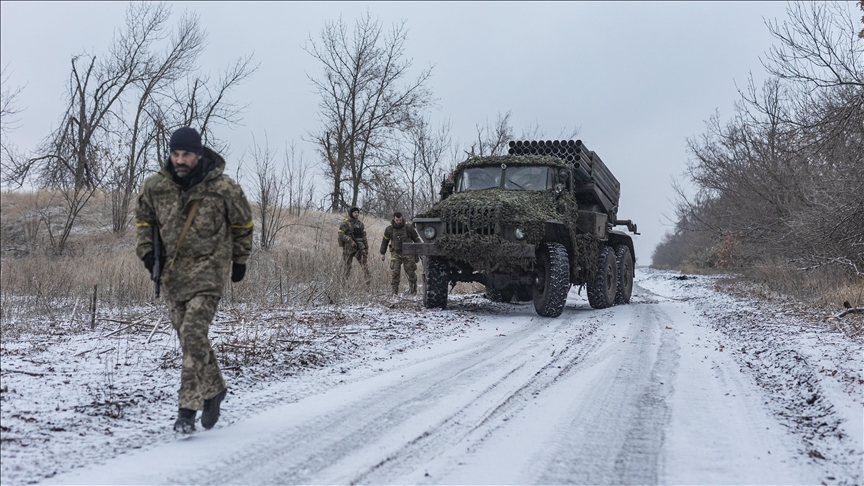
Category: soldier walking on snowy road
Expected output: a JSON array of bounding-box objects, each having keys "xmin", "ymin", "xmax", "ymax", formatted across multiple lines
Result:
[
  {"xmin": 380, "ymin": 212, "xmax": 421, "ymax": 294},
  {"xmin": 338, "ymin": 207, "xmax": 371, "ymax": 284},
  {"xmin": 135, "ymin": 127, "xmax": 253, "ymax": 435}
]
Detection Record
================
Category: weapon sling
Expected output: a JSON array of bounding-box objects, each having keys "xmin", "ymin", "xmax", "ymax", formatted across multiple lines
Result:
[{"xmin": 168, "ymin": 199, "xmax": 201, "ymax": 271}]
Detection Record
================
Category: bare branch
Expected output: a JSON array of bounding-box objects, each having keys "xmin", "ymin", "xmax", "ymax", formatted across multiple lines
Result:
[{"xmin": 304, "ymin": 12, "xmax": 434, "ymax": 212}]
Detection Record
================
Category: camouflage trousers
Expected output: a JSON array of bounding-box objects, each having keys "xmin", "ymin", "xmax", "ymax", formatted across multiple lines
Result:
[
  {"xmin": 389, "ymin": 252, "xmax": 418, "ymax": 294},
  {"xmin": 343, "ymin": 242, "xmax": 371, "ymax": 283},
  {"xmin": 167, "ymin": 295, "xmax": 226, "ymax": 410}
]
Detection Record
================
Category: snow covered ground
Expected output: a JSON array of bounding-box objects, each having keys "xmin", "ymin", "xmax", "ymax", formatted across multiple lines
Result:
[{"xmin": 1, "ymin": 268, "xmax": 861, "ymax": 485}]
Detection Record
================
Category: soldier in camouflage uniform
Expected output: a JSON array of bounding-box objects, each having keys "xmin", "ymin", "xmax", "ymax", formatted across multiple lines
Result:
[
  {"xmin": 379, "ymin": 212, "xmax": 421, "ymax": 294},
  {"xmin": 439, "ymin": 173, "xmax": 455, "ymax": 201},
  {"xmin": 338, "ymin": 207, "xmax": 371, "ymax": 284},
  {"xmin": 135, "ymin": 127, "xmax": 253, "ymax": 434}
]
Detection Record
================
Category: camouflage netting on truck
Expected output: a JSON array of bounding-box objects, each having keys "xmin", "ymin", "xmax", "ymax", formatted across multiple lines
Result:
[
  {"xmin": 434, "ymin": 233, "xmax": 531, "ymax": 273},
  {"xmin": 418, "ymin": 188, "xmax": 589, "ymax": 274},
  {"xmin": 455, "ymin": 154, "xmax": 570, "ymax": 171},
  {"xmin": 573, "ymin": 233, "xmax": 601, "ymax": 286}
]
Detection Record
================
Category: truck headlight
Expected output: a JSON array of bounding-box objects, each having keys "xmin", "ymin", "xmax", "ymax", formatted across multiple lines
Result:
[
  {"xmin": 423, "ymin": 226, "xmax": 437, "ymax": 240},
  {"xmin": 514, "ymin": 228, "xmax": 525, "ymax": 240}
]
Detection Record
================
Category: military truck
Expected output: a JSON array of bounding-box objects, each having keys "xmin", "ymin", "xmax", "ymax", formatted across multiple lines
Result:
[{"xmin": 402, "ymin": 139, "xmax": 639, "ymax": 318}]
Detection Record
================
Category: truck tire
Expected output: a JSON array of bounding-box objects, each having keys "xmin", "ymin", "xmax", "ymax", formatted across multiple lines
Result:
[
  {"xmin": 424, "ymin": 257, "xmax": 449, "ymax": 309},
  {"xmin": 485, "ymin": 286, "xmax": 515, "ymax": 303},
  {"xmin": 533, "ymin": 242, "xmax": 570, "ymax": 317},
  {"xmin": 587, "ymin": 246, "xmax": 617, "ymax": 309},
  {"xmin": 614, "ymin": 245, "xmax": 633, "ymax": 305}
]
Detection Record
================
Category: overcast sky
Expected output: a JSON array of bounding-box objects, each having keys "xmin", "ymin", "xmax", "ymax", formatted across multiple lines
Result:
[{"xmin": 1, "ymin": 1, "xmax": 799, "ymax": 259}]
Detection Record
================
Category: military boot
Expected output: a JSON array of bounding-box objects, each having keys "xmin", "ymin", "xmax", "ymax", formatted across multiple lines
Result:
[
  {"xmin": 173, "ymin": 408, "xmax": 196, "ymax": 434},
  {"xmin": 409, "ymin": 280, "xmax": 417, "ymax": 294},
  {"xmin": 201, "ymin": 388, "xmax": 227, "ymax": 430}
]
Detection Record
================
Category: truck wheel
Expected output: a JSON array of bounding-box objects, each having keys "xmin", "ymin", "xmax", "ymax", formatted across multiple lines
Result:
[
  {"xmin": 424, "ymin": 257, "xmax": 449, "ymax": 309},
  {"xmin": 533, "ymin": 242, "xmax": 570, "ymax": 317},
  {"xmin": 485, "ymin": 286, "xmax": 514, "ymax": 303},
  {"xmin": 587, "ymin": 246, "xmax": 617, "ymax": 309},
  {"xmin": 514, "ymin": 285, "xmax": 533, "ymax": 302},
  {"xmin": 614, "ymin": 245, "xmax": 633, "ymax": 305}
]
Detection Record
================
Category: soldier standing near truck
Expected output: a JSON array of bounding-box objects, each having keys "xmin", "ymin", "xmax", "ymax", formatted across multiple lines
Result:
[
  {"xmin": 136, "ymin": 127, "xmax": 254, "ymax": 434},
  {"xmin": 379, "ymin": 212, "xmax": 421, "ymax": 294},
  {"xmin": 338, "ymin": 207, "xmax": 371, "ymax": 284}
]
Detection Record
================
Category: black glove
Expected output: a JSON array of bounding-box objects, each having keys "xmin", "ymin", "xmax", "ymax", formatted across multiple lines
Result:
[
  {"xmin": 143, "ymin": 252, "xmax": 155, "ymax": 274},
  {"xmin": 231, "ymin": 262, "xmax": 246, "ymax": 282}
]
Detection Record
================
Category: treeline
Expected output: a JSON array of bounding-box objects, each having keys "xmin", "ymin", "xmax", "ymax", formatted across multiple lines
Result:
[
  {"xmin": 1, "ymin": 3, "xmax": 255, "ymax": 253},
  {"xmin": 653, "ymin": 2, "xmax": 864, "ymax": 293},
  {"xmin": 0, "ymin": 3, "xmax": 566, "ymax": 255}
]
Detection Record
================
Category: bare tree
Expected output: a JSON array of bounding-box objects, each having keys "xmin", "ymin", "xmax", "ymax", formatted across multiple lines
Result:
[
  {"xmin": 764, "ymin": 2, "xmax": 863, "ymax": 89},
  {"xmin": 394, "ymin": 115, "xmax": 452, "ymax": 216},
  {"xmin": 462, "ymin": 112, "xmax": 579, "ymax": 158},
  {"xmin": 464, "ymin": 111, "xmax": 513, "ymax": 157},
  {"xmin": 1, "ymin": 64, "xmax": 25, "ymax": 187},
  {"xmin": 284, "ymin": 142, "xmax": 314, "ymax": 217},
  {"xmin": 860, "ymin": 0, "xmax": 864, "ymax": 39},
  {"xmin": 4, "ymin": 2, "xmax": 256, "ymax": 250},
  {"xmin": 246, "ymin": 137, "xmax": 315, "ymax": 249},
  {"xmin": 107, "ymin": 6, "xmax": 206, "ymax": 233},
  {"xmin": 755, "ymin": 0, "xmax": 864, "ymax": 146},
  {"xmin": 172, "ymin": 54, "xmax": 257, "ymax": 154},
  {"xmin": 361, "ymin": 165, "xmax": 410, "ymax": 218},
  {"xmin": 304, "ymin": 12, "xmax": 434, "ymax": 212},
  {"xmin": 668, "ymin": 0, "xmax": 864, "ymax": 278},
  {"xmin": 4, "ymin": 2, "xmax": 174, "ymax": 252},
  {"xmin": 0, "ymin": 65, "xmax": 23, "ymax": 140},
  {"xmin": 247, "ymin": 135, "xmax": 287, "ymax": 250}
]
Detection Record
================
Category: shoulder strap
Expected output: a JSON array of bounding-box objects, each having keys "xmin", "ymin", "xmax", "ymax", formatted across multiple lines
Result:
[{"xmin": 168, "ymin": 199, "xmax": 201, "ymax": 271}]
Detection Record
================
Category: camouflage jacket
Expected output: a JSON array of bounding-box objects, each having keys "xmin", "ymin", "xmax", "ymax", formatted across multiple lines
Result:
[
  {"xmin": 135, "ymin": 147, "xmax": 253, "ymax": 302},
  {"xmin": 380, "ymin": 221, "xmax": 420, "ymax": 255},
  {"xmin": 338, "ymin": 216, "xmax": 367, "ymax": 251},
  {"xmin": 439, "ymin": 177, "xmax": 455, "ymax": 201}
]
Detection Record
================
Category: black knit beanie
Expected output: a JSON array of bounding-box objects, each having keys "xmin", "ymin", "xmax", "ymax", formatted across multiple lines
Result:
[{"xmin": 169, "ymin": 127, "xmax": 203, "ymax": 154}]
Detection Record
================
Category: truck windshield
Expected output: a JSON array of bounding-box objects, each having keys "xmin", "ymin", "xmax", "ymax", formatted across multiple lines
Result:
[
  {"xmin": 458, "ymin": 167, "xmax": 501, "ymax": 191},
  {"xmin": 457, "ymin": 165, "xmax": 557, "ymax": 192},
  {"xmin": 504, "ymin": 166, "xmax": 556, "ymax": 191}
]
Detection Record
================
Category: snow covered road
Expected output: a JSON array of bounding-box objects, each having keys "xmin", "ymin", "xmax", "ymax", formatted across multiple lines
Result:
[{"xmin": 39, "ymin": 270, "xmax": 860, "ymax": 485}]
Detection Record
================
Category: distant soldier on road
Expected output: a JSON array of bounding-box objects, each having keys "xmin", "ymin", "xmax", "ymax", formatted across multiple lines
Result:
[
  {"xmin": 380, "ymin": 212, "xmax": 421, "ymax": 294},
  {"xmin": 338, "ymin": 207, "xmax": 371, "ymax": 284},
  {"xmin": 135, "ymin": 127, "xmax": 253, "ymax": 435}
]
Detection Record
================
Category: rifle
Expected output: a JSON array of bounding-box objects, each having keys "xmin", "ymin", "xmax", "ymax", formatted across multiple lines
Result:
[{"xmin": 152, "ymin": 224, "xmax": 163, "ymax": 298}]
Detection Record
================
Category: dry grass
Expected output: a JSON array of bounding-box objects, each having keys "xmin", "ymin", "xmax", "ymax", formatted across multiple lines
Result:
[
  {"xmin": 743, "ymin": 264, "xmax": 864, "ymax": 309},
  {"xmin": 709, "ymin": 264, "xmax": 864, "ymax": 339},
  {"xmin": 0, "ymin": 190, "xmax": 436, "ymax": 340},
  {"xmin": 653, "ymin": 254, "xmax": 864, "ymax": 339},
  {"xmin": 678, "ymin": 264, "xmax": 725, "ymax": 276},
  {"xmin": 658, "ymin": 259, "xmax": 864, "ymax": 312}
]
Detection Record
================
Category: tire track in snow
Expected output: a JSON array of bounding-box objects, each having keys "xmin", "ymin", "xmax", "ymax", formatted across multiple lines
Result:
[
  {"xmin": 167, "ymin": 307, "xmax": 603, "ymax": 484},
  {"xmin": 351, "ymin": 308, "xmax": 607, "ymax": 484},
  {"xmin": 532, "ymin": 302, "xmax": 680, "ymax": 485}
]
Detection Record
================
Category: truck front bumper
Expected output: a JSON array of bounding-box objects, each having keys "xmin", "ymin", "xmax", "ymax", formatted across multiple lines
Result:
[{"xmin": 402, "ymin": 242, "xmax": 536, "ymax": 258}]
